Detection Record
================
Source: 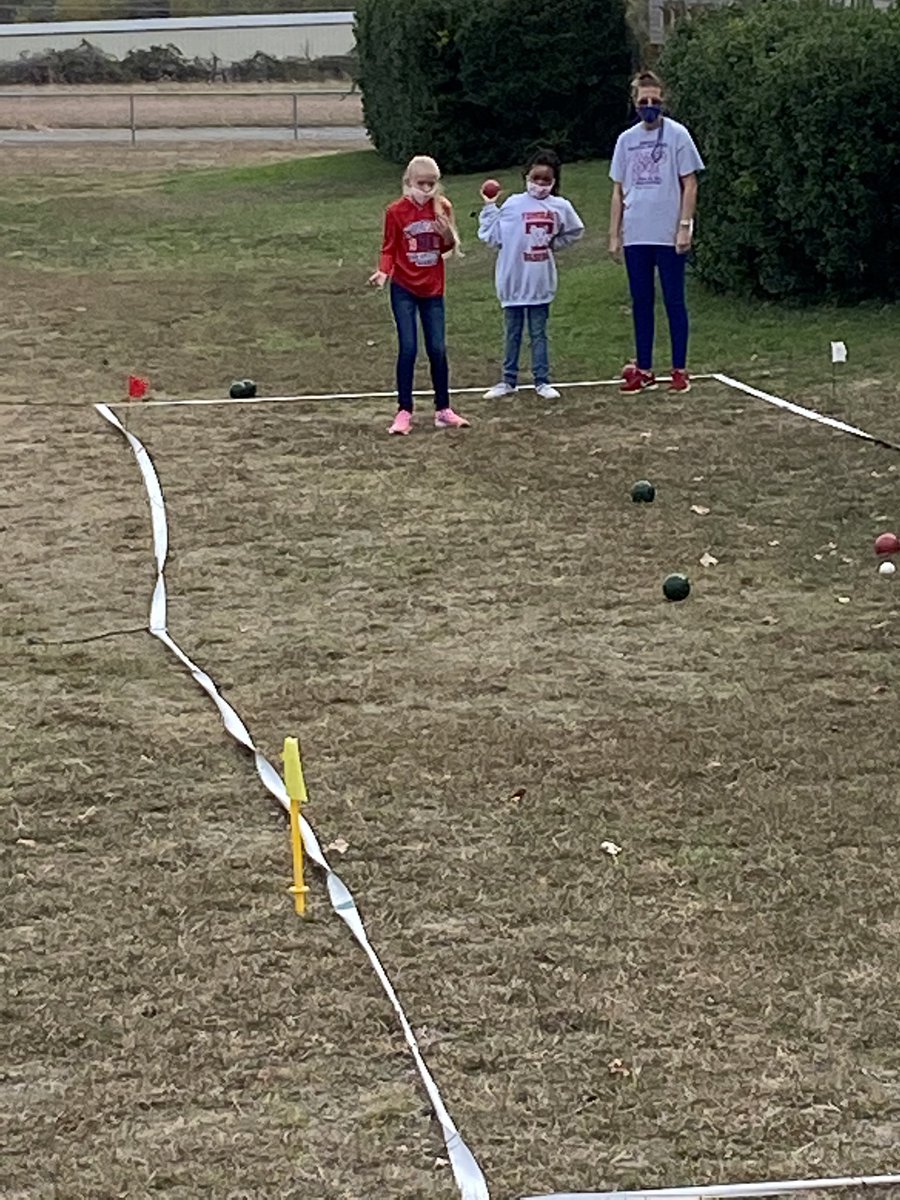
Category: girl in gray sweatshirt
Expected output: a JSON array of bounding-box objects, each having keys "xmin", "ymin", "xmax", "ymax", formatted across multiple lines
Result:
[{"xmin": 478, "ymin": 149, "xmax": 585, "ymax": 401}]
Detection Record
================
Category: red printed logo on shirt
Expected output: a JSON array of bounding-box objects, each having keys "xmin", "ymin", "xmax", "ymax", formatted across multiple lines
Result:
[
  {"xmin": 522, "ymin": 210, "xmax": 556, "ymax": 262},
  {"xmin": 404, "ymin": 219, "xmax": 442, "ymax": 266}
]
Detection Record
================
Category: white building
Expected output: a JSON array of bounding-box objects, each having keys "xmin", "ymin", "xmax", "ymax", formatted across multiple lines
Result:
[{"xmin": 0, "ymin": 11, "xmax": 355, "ymax": 64}]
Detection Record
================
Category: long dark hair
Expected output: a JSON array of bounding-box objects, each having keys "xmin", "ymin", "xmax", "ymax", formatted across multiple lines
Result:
[{"xmin": 523, "ymin": 147, "xmax": 562, "ymax": 196}]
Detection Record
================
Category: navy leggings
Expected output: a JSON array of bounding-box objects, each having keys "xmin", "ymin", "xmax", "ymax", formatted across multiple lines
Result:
[{"xmin": 623, "ymin": 244, "xmax": 689, "ymax": 371}]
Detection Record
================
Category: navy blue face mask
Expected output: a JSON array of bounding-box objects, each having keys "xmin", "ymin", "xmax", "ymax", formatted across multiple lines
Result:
[{"xmin": 637, "ymin": 103, "xmax": 663, "ymax": 125}]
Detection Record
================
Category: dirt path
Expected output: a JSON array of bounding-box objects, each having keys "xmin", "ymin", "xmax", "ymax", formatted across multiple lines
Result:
[
  {"xmin": 0, "ymin": 82, "xmax": 363, "ymax": 130},
  {"xmin": 1, "ymin": 125, "xmax": 368, "ymax": 144}
]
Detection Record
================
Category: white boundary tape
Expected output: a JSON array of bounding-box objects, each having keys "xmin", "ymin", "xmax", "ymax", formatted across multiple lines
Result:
[
  {"xmin": 714, "ymin": 374, "xmax": 900, "ymax": 451},
  {"xmin": 112, "ymin": 374, "xmax": 718, "ymax": 409},
  {"xmin": 96, "ymin": 383, "xmax": 899, "ymax": 1200},
  {"xmin": 94, "ymin": 401, "xmax": 490, "ymax": 1200},
  {"xmin": 523, "ymin": 1175, "xmax": 900, "ymax": 1200}
]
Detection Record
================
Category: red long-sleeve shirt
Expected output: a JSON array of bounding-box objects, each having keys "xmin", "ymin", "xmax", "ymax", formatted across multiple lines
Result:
[{"xmin": 378, "ymin": 196, "xmax": 456, "ymax": 298}]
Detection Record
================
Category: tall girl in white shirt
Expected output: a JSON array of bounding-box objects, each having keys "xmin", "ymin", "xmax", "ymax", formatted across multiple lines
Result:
[{"xmin": 478, "ymin": 149, "xmax": 584, "ymax": 401}]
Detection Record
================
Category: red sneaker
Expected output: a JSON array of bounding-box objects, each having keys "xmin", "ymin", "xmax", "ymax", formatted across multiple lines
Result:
[
  {"xmin": 668, "ymin": 369, "xmax": 692, "ymax": 393},
  {"xmin": 619, "ymin": 362, "xmax": 657, "ymax": 393}
]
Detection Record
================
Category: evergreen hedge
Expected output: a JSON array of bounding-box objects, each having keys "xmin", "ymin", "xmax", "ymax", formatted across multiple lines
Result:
[
  {"xmin": 355, "ymin": 0, "xmax": 632, "ymax": 173},
  {"xmin": 661, "ymin": 0, "xmax": 900, "ymax": 301}
]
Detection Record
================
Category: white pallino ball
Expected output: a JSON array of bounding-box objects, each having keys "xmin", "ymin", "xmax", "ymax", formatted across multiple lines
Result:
[{"xmin": 879, "ymin": 560, "xmax": 896, "ymax": 577}]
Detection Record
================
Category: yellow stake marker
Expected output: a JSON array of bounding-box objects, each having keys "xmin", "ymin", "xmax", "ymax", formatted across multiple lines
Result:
[{"xmin": 282, "ymin": 736, "xmax": 310, "ymax": 916}]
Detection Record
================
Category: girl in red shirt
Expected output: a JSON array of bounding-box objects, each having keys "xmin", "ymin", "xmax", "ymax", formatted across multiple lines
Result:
[{"xmin": 369, "ymin": 155, "xmax": 470, "ymax": 436}]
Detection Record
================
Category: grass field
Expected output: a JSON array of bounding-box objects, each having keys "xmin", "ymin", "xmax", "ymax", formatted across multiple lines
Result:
[{"xmin": 3, "ymin": 144, "xmax": 899, "ymax": 1200}]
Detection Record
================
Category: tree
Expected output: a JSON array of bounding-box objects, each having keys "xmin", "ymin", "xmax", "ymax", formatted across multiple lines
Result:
[
  {"xmin": 660, "ymin": 0, "xmax": 900, "ymax": 300},
  {"xmin": 356, "ymin": 0, "xmax": 633, "ymax": 172}
]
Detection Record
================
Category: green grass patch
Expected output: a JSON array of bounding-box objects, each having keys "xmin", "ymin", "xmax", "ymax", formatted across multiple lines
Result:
[{"xmin": 2, "ymin": 149, "xmax": 897, "ymax": 398}]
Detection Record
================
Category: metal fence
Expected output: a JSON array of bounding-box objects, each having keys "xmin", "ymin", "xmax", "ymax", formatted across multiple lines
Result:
[{"xmin": 0, "ymin": 86, "xmax": 364, "ymax": 144}]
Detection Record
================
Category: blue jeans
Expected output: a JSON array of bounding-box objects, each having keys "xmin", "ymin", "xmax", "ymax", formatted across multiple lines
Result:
[
  {"xmin": 623, "ymin": 245, "xmax": 689, "ymax": 371},
  {"xmin": 502, "ymin": 304, "xmax": 550, "ymax": 387},
  {"xmin": 390, "ymin": 281, "xmax": 450, "ymax": 412}
]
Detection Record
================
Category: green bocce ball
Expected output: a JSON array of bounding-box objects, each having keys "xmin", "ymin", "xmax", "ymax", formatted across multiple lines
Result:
[
  {"xmin": 631, "ymin": 479, "xmax": 656, "ymax": 503},
  {"xmin": 663, "ymin": 573, "xmax": 691, "ymax": 602},
  {"xmin": 229, "ymin": 379, "xmax": 258, "ymax": 399}
]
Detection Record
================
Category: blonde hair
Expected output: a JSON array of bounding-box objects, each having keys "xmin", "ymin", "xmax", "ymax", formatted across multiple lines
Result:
[
  {"xmin": 402, "ymin": 154, "xmax": 463, "ymax": 258},
  {"xmin": 631, "ymin": 70, "xmax": 664, "ymax": 99}
]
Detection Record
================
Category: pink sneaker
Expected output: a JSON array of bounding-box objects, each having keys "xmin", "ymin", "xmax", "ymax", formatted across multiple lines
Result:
[
  {"xmin": 389, "ymin": 410, "xmax": 412, "ymax": 436},
  {"xmin": 434, "ymin": 407, "xmax": 470, "ymax": 429}
]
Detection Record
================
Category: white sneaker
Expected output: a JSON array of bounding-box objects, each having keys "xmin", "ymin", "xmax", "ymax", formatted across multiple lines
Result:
[
  {"xmin": 535, "ymin": 383, "xmax": 560, "ymax": 400},
  {"xmin": 483, "ymin": 382, "xmax": 517, "ymax": 400}
]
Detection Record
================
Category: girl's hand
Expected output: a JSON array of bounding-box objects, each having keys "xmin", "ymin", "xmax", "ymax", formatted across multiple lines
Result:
[
  {"xmin": 608, "ymin": 233, "xmax": 623, "ymax": 262},
  {"xmin": 676, "ymin": 227, "xmax": 693, "ymax": 255},
  {"xmin": 480, "ymin": 188, "xmax": 503, "ymax": 204},
  {"xmin": 368, "ymin": 270, "xmax": 388, "ymax": 289}
]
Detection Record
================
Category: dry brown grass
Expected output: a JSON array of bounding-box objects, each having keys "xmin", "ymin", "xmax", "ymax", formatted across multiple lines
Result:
[
  {"xmin": 0, "ymin": 137, "xmax": 369, "ymax": 183},
  {"xmin": 3, "ymin": 144, "xmax": 900, "ymax": 1200}
]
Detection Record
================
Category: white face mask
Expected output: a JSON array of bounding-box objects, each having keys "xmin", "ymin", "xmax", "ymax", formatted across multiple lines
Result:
[
  {"xmin": 527, "ymin": 181, "xmax": 552, "ymax": 200},
  {"xmin": 410, "ymin": 185, "xmax": 435, "ymax": 205}
]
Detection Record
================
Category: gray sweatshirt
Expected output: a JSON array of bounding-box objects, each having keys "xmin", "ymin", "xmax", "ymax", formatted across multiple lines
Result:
[{"xmin": 478, "ymin": 191, "xmax": 585, "ymax": 307}]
